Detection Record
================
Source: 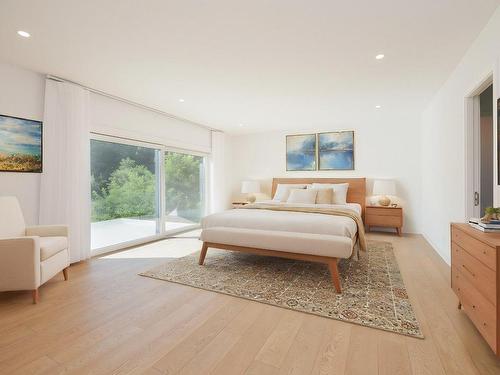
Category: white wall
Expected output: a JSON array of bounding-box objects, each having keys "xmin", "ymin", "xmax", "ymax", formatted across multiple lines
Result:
[
  {"xmin": 421, "ymin": 8, "xmax": 500, "ymax": 264},
  {"xmin": 0, "ymin": 62, "xmax": 45, "ymax": 225},
  {"xmin": 228, "ymin": 120, "xmax": 422, "ymax": 233}
]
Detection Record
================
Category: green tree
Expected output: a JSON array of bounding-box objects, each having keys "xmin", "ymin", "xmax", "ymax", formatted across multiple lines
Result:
[
  {"xmin": 91, "ymin": 158, "xmax": 156, "ymax": 221},
  {"xmin": 165, "ymin": 152, "xmax": 203, "ymax": 221}
]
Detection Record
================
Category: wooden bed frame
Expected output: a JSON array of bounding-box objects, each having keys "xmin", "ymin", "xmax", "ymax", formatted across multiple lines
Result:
[{"xmin": 199, "ymin": 177, "xmax": 367, "ymax": 293}]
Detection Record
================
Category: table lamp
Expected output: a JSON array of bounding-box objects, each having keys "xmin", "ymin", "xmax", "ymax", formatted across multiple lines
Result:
[
  {"xmin": 372, "ymin": 179, "xmax": 396, "ymax": 206},
  {"xmin": 241, "ymin": 180, "xmax": 260, "ymax": 203}
]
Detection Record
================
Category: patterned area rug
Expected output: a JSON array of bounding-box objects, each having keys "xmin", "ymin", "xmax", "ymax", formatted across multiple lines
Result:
[{"xmin": 139, "ymin": 241, "xmax": 423, "ymax": 338}]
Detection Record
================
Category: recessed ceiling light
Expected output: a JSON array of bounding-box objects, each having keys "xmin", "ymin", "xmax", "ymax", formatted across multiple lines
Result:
[
  {"xmin": 17, "ymin": 30, "xmax": 30, "ymax": 38},
  {"xmin": 375, "ymin": 54, "xmax": 385, "ymax": 60},
  {"xmin": 375, "ymin": 105, "xmax": 382, "ymax": 109},
  {"xmin": 178, "ymin": 98, "xmax": 185, "ymax": 102}
]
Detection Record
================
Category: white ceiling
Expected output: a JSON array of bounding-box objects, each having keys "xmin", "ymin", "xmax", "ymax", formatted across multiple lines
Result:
[{"xmin": 0, "ymin": 0, "xmax": 498, "ymax": 133}]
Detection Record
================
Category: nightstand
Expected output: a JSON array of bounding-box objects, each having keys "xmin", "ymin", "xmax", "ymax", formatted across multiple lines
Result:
[
  {"xmin": 232, "ymin": 201, "xmax": 249, "ymax": 209},
  {"xmin": 365, "ymin": 205, "xmax": 403, "ymax": 236}
]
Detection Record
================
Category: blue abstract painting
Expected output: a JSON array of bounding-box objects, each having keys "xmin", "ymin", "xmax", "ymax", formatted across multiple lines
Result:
[
  {"xmin": 318, "ymin": 131, "xmax": 354, "ymax": 170},
  {"xmin": 286, "ymin": 134, "xmax": 316, "ymax": 171}
]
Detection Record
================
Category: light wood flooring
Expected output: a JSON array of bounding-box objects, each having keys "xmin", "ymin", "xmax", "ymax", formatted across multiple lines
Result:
[{"xmin": 1, "ymin": 232, "xmax": 500, "ymax": 374}]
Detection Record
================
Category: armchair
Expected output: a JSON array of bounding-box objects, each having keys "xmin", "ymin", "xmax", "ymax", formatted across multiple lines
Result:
[{"xmin": 0, "ymin": 196, "xmax": 70, "ymax": 303}]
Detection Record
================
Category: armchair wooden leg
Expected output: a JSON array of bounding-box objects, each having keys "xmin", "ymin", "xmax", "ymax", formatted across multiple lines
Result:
[
  {"xmin": 32, "ymin": 289, "xmax": 39, "ymax": 304},
  {"xmin": 328, "ymin": 259, "xmax": 342, "ymax": 294},
  {"xmin": 63, "ymin": 267, "xmax": 69, "ymax": 281},
  {"xmin": 198, "ymin": 243, "xmax": 208, "ymax": 265}
]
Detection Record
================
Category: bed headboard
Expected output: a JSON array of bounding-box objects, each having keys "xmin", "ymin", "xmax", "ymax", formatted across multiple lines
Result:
[{"xmin": 271, "ymin": 177, "xmax": 367, "ymax": 218}]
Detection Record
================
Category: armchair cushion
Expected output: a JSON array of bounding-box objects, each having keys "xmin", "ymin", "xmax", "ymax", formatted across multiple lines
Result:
[{"xmin": 39, "ymin": 237, "xmax": 68, "ymax": 261}]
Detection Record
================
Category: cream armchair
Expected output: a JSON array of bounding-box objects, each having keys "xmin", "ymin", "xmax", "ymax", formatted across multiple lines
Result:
[{"xmin": 0, "ymin": 196, "xmax": 70, "ymax": 303}]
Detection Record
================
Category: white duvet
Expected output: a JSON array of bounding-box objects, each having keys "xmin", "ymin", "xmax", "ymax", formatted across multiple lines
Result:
[{"xmin": 201, "ymin": 201, "xmax": 360, "ymax": 240}]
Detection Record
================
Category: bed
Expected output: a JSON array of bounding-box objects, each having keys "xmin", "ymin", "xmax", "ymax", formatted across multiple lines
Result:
[{"xmin": 199, "ymin": 178, "xmax": 367, "ymax": 293}]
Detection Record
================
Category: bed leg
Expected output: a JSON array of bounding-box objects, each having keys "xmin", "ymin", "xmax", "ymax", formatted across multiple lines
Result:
[
  {"xmin": 199, "ymin": 242, "xmax": 208, "ymax": 265},
  {"xmin": 328, "ymin": 259, "xmax": 342, "ymax": 293}
]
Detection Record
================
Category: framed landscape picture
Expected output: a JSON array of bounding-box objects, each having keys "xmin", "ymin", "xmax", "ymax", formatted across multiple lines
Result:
[
  {"xmin": 0, "ymin": 114, "xmax": 42, "ymax": 173},
  {"xmin": 318, "ymin": 131, "xmax": 354, "ymax": 170},
  {"xmin": 286, "ymin": 134, "xmax": 317, "ymax": 171}
]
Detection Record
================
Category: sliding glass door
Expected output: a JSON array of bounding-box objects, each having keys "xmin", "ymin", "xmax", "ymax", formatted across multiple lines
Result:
[
  {"xmin": 164, "ymin": 150, "xmax": 206, "ymax": 232},
  {"xmin": 90, "ymin": 137, "xmax": 208, "ymax": 253},
  {"xmin": 90, "ymin": 138, "xmax": 161, "ymax": 250}
]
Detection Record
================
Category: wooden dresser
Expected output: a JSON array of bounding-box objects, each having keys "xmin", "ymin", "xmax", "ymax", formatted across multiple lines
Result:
[{"xmin": 451, "ymin": 223, "xmax": 500, "ymax": 355}]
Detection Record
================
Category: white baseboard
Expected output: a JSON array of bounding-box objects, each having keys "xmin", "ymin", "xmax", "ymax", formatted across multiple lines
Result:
[{"xmin": 421, "ymin": 232, "xmax": 451, "ymax": 266}]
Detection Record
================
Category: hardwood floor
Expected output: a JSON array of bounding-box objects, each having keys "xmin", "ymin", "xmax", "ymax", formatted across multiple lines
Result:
[{"xmin": 1, "ymin": 233, "xmax": 500, "ymax": 374}]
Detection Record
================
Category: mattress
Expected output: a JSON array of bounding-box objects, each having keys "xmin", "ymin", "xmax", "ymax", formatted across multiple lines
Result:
[{"xmin": 201, "ymin": 202, "xmax": 360, "ymax": 240}]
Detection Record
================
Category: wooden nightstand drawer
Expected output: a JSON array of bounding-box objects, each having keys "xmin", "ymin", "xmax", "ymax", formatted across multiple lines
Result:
[
  {"xmin": 367, "ymin": 207, "xmax": 402, "ymax": 216},
  {"xmin": 365, "ymin": 206, "xmax": 403, "ymax": 236},
  {"xmin": 366, "ymin": 214, "xmax": 402, "ymax": 227}
]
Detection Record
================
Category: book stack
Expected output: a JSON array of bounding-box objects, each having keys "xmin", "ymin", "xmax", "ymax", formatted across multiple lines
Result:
[{"xmin": 469, "ymin": 218, "xmax": 500, "ymax": 233}]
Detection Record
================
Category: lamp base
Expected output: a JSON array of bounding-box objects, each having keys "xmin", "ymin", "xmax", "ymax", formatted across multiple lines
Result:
[
  {"xmin": 378, "ymin": 196, "xmax": 391, "ymax": 206},
  {"xmin": 247, "ymin": 194, "xmax": 256, "ymax": 203}
]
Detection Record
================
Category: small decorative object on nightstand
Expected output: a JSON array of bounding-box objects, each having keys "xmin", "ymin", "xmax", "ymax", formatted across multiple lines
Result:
[
  {"xmin": 366, "ymin": 205, "xmax": 403, "ymax": 236},
  {"xmin": 241, "ymin": 180, "xmax": 260, "ymax": 203},
  {"xmin": 372, "ymin": 179, "xmax": 396, "ymax": 206},
  {"xmin": 232, "ymin": 201, "xmax": 249, "ymax": 209}
]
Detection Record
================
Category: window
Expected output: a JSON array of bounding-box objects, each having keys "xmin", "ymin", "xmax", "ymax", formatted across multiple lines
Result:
[
  {"xmin": 90, "ymin": 139, "xmax": 161, "ymax": 250},
  {"xmin": 164, "ymin": 150, "xmax": 206, "ymax": 232},
  {"xmin": 90, "ymin": 137, "xmax": 208, "ymax": 253}
]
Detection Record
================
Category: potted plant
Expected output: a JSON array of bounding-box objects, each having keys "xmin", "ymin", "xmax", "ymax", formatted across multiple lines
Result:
[{"xmin": 481, "ymin": 206, "xmax": 500, "ymax": 223}]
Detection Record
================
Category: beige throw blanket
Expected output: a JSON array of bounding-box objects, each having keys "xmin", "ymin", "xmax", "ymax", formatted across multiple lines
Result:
[{"xmin": 241, "ymin": 203, "xmax": 367, "ymax": 252}]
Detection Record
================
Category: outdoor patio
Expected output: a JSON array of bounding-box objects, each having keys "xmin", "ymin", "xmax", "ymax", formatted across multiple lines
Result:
[{"xmin": 91, "ymin": 216, "xmax": 198, "ymax": 250}]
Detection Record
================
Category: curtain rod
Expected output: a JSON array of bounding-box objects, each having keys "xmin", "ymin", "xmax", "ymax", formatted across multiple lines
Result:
[{"xmin": 46, "ymin": 75, "xmax": 223, "ymax": 133}]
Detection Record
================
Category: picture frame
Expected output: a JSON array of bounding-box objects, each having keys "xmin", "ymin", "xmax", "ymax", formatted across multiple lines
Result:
[
  {"xmin": 0, "ymin": 113, "xmax": 43, "ymax": 173},
  {"xmin": 318, "ymin": 130, "xmax": 355, "ymax": 170},
  {"xmin": 286, "ymin": 133, "xmax": 317, "ymax": 171}
]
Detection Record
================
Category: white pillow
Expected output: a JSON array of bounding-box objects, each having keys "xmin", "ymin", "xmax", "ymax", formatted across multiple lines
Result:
[
  {"xmin": 286, "ymin": 189, "xmax": 318, "ymax": 204},
  {"xmin": 311, "ymin": 183, "xmax": 349, "ymax": 204},
  {"xmin": 273, "ymin": 184, "xmax": 306, "ymax": 202},
  {"xmin": 306, "ymin": 187, "xmax": 334, "ymax": 204}
]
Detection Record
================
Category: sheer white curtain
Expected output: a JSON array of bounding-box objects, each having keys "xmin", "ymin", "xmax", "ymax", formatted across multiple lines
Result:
[
  {"xmin": 209, "ymin": 131, "xmax": 230, "ymax": 213},
  {"xmin": 39, "ymin": 79, "xmax": 91, "ymax": 263}
]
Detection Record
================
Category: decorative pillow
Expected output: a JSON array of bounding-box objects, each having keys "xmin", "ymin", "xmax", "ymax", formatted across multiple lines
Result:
[
  {"xmin": 272, "ymin": 184, "xmax": 306, "ymax": 202},
  {"xmin": 311, "ymin": 183, "xmax": 349, "ymax": 204},
  {"xmin": 307, "ymin": 187, "xmax": 333, "ymax": 204},
  {"xmin": 286, "ymin": 188, "xmax": 318, "ymax": 204}
]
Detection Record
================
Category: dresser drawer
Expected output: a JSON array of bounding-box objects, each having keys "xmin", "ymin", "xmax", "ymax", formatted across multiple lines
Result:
[
  {"xmin": 452, "ymin": 243, "xmax": 496, "ymax": 305},
  {"xmin": 451, "ymin": 227, "xmax": 497, "ymax": 271},
  {"xmin": 453, "ymin": 266, "xmax": 497, "ymax": 352},
  {"xmin": 366, "ymin": 215, "xmax": 402, "ymax": 227},
  {"xmin": 366, "ymin": 207, "xmax": 401, "ymax": 217}
]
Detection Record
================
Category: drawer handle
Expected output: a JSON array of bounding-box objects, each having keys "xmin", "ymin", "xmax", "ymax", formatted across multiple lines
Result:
[{"xmin": 461, "ymin": 264, "xmax": 475, "ymax": 277}]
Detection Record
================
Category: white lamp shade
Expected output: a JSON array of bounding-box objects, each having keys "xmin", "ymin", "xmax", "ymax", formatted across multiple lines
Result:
[
  {"xmin": 372, "ymin": 179, "xmax": 396, "ymax": 196},
  {"xmin": 241, "ymin": 180, "xmax": 261, "ymax": 194}
]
